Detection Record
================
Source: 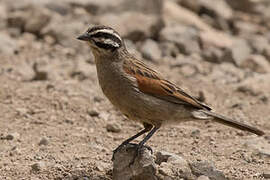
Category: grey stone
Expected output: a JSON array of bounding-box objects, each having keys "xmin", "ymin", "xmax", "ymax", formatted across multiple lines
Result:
[
  {"xmin": 24, "ymin": 7, "xmax": 51, "ymax": 35},
  {"xmin": 201, "ymin": 46, "xmax": 224, "ymax": 63},
  {"xmin": 248, "ymin": 35, "xmax": 270, "ymax": 54},
  {"xmin": 234, "ymin": 21, "xmax": 262, "ymax": 35},
  {"xmin": 244, "ymin": 137, "xmax": 270, "ymax": 157},
  {"xmin": 179, "ymin": 0, "xmax": 201, "ymax": 12},
  {"xmin": 163, "ymin": 0, "xmax": 211, "ymax": 31},
  {"xmin": 226, "ymin": 0, "xmax": 255, "ymax": 12},
  {"xmin": 87, "ymin": 109, "xmax": 99, "ymax": 117},
  {"xmin": 209, "ymin": 62, "xmax": 246, "ymax": 84},
  {"xmin": 41, "ymin": 16, "xmax": 86, "ymax": 47},
  {"xmin": 0, "ymin": 33, "xmax": 17, "ymax": 55},
  {"xmin": 31, "ymin": 162, "xmax": 46, "ymax": 172},
  {"xmin": 190, "ymin": 161, "xmax": 226, "ymax": 180},
  {"xmin": 44, "ymin": 1, "xmax": 71, "ymax": 15},
  {"xmin": 98, "ymin": 12, "xmax": 164, "ymax": 41},
  {"xmin": 38, "ymin": 137, "xmax": 49, "ymax": 146},
  {"xmin": 106, "ymin": 122, "xmax": 121, "ymax": 133},
  {"xmin": 199, "ymin": 31, "xmax": 233, "ymax": 49},
  {"xmin": 69, "ymin": 0, "xmax": 163, "ymax": 15},
  {"xmin": 156, "ymin": 151, "xmax": 193, "ymax": 179},
  {"xmin": 198, "ymin": 0, "xmax": 233, "ymax": 20},
  {"xmin": 262, "ymin": 172, "xmax": 270, "ymax": 179},
  {"xmin": 222, "ymin": 39, "xmax": 252, "ymax": 66},
  {"xmin": 197, "ymin": 175, "xmax": 210, "ymax": 180},
  {"xmin": 159, "ymin": 42, "xmax": 179, "ymax": 58},
  {"xmin": 7, "ymin": 6, "xmax": 51, "ymax": 35},
  {"xmin": 237, "ymin": 74, "xmax": 270, "ymax": 97},
  {"xmin": 160, "ymin": 25, "xmax": 200, "ymax": 55},
  {"xmin": 239, "ymin": 55, "xmax": 270, "ymax": 73},
  {"xmin": 140, "ymin": 39, "xmax": 162, "ymax": 61},
  {"xmin": 5, "ymin": 132, "xmax": 20, "ymax": 141},
  {"xmin": 112, "ymin": 144, "xmax": 157, "ymax": 180}
]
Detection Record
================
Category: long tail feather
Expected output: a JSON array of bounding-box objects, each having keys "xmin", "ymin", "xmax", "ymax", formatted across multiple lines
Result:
[{"xmin": 196, "ymin": 110, "xmax": 265, "ymax": 136}]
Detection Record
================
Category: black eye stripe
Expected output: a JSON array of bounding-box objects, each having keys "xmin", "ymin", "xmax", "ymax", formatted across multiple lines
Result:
[
  {"xmin": 90, "ymin": 32, "xmax": 121, "ymax": 46},
  {"xmin": 94, "ymin": 41, "xmax": 117, "ymax": 50}
]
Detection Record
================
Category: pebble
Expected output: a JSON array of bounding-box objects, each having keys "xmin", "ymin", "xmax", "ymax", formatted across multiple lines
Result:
[
  {"xmin": 87, "ymin": 109, "xmax": 99, "ymax": 117},
  {"xmin": 38, "ymin": 137, "xmax": 49, "ymax": 146},
  {"xmin": 31, "ymin": 162, "xmax": 46, "ymax": 172},
  {"xmin": 5, "ymin": 132, "xmax": 20, "ymax": 141},
  {"xmin": 106, "ymin": 122, "xmax": 121, "ymax": 133}
]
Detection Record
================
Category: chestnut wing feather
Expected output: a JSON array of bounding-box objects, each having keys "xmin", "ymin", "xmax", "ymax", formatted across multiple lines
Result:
[{"xmin": 123, "ymin": 59, "xmax": 211, "ymax": 110}]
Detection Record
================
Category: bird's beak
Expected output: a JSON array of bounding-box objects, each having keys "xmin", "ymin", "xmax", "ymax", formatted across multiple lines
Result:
[{"xmin": 77, "ymin": 33, "xmax": 91, "ymax": 41}]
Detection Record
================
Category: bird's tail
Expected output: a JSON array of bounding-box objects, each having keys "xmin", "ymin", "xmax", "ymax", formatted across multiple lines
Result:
[{"xmin": 192, "ymin": 110, "xmax": 265, "ymax": 136}]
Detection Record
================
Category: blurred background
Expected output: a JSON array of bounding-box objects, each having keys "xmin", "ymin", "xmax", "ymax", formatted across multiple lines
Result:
[{"xmin": 0, "ymin": 0, "xmax": 269, "ymax": 179}]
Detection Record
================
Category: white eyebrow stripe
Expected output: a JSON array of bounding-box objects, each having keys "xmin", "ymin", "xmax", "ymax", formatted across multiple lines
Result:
[{"xmin": 89, "ymin": 29, "xmax": 122, "ymax": 41}]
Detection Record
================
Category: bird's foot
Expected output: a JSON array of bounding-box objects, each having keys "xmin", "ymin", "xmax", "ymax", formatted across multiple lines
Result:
[{"xmin": 112, "ymin": 143, "xmax": 153, "ymax": 164}]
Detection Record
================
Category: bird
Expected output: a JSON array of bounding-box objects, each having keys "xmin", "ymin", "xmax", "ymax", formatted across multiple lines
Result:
[{"xmin": 77, "ymin": 25, "xmax": 265, "ymax": 163}]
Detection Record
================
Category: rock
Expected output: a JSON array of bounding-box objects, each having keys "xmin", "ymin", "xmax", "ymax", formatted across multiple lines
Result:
[
  {"xmin": 189, "ymin": 161, "xmax": 226, "ymax": 180},
  {"xmin": 7, "ymin": 6, "xmax": 51, "ymax": 35},
  {"xmin": 106, "ymin": 122, "xmax": 121, "ymax": 133},
  {"xmin": 32, "ymin": 63, "xmax": 48, "ymax": 81},
  {"xmin": 237, "ymin": 74, "xmax": 270, "ymax": 96},
  {"xmin": 112, "ymin": 144, "xmax": 157, "ymax": 180},
  {"xmin": 209, "ymin": 62, "xmax": 246, "ymax": 84},
  {"xmin": 234, "ymin": 21, "xmax": 262, "ymax": 35},
  {"xmin": 263, "ymin": 46, "xmax": 270, "ymax": 61},
  {"xmin": 38, "ymin": 137, "xmax": 49, "ymax": 146},
  {"xmin": 116, "ymin": 0, "xmax": 163, "ymax": 15},
  {"xmin": 222, "ymin": 38, "xmax": 252, "ymax": 66},
  {"xmin": 197, "ymin": 175, "xmax": 210, "ymax": 180},
  {"xmin": 179, "ymin": 0, "xmax": 201, "ymax": 12},
  {"xmin": 24, "ymin": 7, "xmax": 51, "ymax": 35},
  {"xmin": 244, "ymin": 137, "xmax": 270, "ymax": 157},
  {"xmin": 0, "ymin": 4, "xmax": 7, "ymax": 29},
  {"xmin": 31, "ymin": 162, "xmax": 46, "ymax": 172},
  {"xmin": 98, "ymin": 12, "xmax": 164, "ymax": 41},
  {"xmin": 226, "ymin": 0, "xmax": 256, "ymax": 12},
  {"xmin": 41, "ymin": 16, "xmax": 86, "ymax": 47},
  {"xmin": 163, "ymin": 0, "xmax": 211, "ymax": 31},
  {"xmin": 239, "ymin": 55, "xmax": 270, "ymax": 73},
  {"xmin": 140, "ymin": 39, "xmax": 162, "ymax": 61},
  {"xmin": 156, "ymin": 151, "xmax": 193, "ymax": 179},
  {"xmin": 191, "ymin": 129, "xmax": 201, "ymax": 138},
  {"xmin": 44, "ymin": 1, "xmax": 71, "ymax": 15},
  {"xmin": 160, "ymin": 25, "xmax": 200, "ymax": 55},
  {"xmin": 7, "ymin": 11, "xmax": 26, "ymax": 30},
  {"xmin": 248, "ymin": 35, "xmax": 270, "ymax": 54},
  {"xmin": 87, "ymin": 109, "xmax": 99, "ymax": 117},
  {"xmin": 262, "ymin": 172, "xmax": 270, "ymax": 179},
  {"xmin": 198, "ymin": 0, "xmax": 233, "ymax": 20},
  {"xmin": 5, "ymin": 132, "xmax": 20, "ymax": 141},
  {"xmin": 69, "ymin": 0, "xmax": 162, "ymax": 15},
  {"xmin": 199, "ymin": 31, "xmax": 233, "ymax": 49},
  {"xmin": 201, "ymin": 46, "xmax": 224, "ymax": 63},
  {"xmin": 68, "ymin": 0, "xmax": 123, "ymax": 15},
  {"xmin": 159, "ymin": 42, "xmax": 179, "ymax": 58},
  {"xmin": 0, "ymin": 33, "xmax": 17, "ymax": 55},
  {"xmin": 164, "ymin": 0, "xmax": 234, "ymax": 48}
]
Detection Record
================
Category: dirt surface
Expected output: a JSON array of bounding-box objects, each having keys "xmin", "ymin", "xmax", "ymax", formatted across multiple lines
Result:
[{"xmin": 0, "ymin": 0, "xmax": 270, "ymax": 179}]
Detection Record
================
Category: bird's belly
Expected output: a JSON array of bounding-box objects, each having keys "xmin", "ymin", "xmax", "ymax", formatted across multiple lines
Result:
[
  {"xmin": 104, "ymin": 85, "xmax": 193, "ymax": 126},
  {"xmin": 96, "ymin": 64, "xmax": 192, "ymax": 126}
]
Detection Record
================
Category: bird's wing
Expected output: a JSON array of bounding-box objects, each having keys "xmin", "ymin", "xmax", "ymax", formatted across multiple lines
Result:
[{"xmin": 123, "ymin": 58, "xmax": 211, "ymax": 110}]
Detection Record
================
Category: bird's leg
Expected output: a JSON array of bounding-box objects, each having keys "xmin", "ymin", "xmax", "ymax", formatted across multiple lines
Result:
[
  {"xmin": 129, "ymin": 126, "xmax": 160, "ymax": 166},
  {"xmin": 112, "ymin": 123, "xmax": 153, "ymax": 160}
]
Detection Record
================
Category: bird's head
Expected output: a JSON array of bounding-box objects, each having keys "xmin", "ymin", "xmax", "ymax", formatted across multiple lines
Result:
[{"xmin": 77, "ymin": 25, "xmax": 124, "ymax": 57}]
